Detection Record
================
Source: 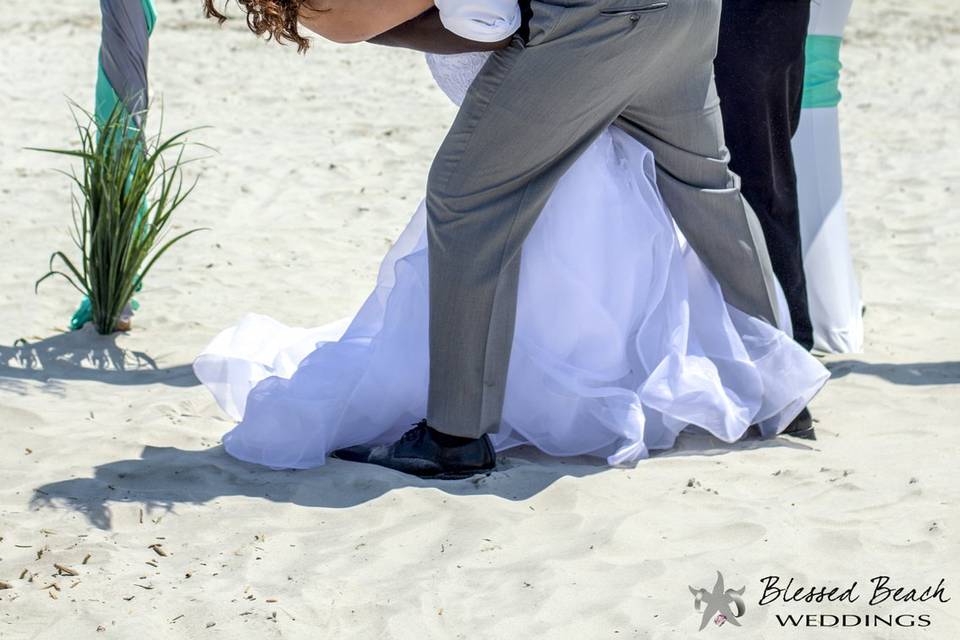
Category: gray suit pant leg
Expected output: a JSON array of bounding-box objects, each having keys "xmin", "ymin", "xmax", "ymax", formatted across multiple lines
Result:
[{"xmin": 425, "ymin": 0, "xmax": 781, "ymax": 439}]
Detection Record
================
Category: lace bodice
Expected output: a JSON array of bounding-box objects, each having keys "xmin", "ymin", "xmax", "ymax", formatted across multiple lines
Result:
[{"xmin": 425, "ymin": 53, "xmax": 492, "ymax": 107}]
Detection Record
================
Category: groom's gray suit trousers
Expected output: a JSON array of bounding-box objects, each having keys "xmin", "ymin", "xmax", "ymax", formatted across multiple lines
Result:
[{"xmin": 425, "ymin": 0, "xmax": 782, "ymax": 438}]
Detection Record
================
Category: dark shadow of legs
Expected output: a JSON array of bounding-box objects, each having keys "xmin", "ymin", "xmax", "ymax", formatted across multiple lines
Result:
[
  {"xmin": 826, "ymin": 360, "xmax": 960, "ymax": 386},
  {"xmin": 31, "ymin": 431, "xmax": 810, "ymax": 529}
]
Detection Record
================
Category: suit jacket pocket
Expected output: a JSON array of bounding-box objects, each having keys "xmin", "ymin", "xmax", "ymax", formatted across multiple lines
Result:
[{"xmin": 600, "ymin": 1, "xmax": 669, "ymax": 16}]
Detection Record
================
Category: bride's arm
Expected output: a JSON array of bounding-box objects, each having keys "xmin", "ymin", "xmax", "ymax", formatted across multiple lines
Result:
[
  {"xmin": 298, "ymin": 0, "xmax": 434, "ymax": 44},
  {"xmin": 369, "ymin": 9, "xmax": 514, "ymax": 54}
]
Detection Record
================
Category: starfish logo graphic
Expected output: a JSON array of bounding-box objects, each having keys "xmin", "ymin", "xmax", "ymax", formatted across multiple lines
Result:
[{"xmin": 689, "ymin": 572, "xmax": 747, "ymax": 631}]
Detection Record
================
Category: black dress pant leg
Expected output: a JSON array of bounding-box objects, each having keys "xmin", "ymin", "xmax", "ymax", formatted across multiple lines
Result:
[{"xmin": 715, "ymin": 0, "xmax": 814, "ymax": 350}]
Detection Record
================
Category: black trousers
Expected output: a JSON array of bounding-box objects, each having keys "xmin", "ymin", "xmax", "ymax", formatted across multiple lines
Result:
[{"xmin": 715, "ymin": 0, "xmax": 814, "ymax": 350}]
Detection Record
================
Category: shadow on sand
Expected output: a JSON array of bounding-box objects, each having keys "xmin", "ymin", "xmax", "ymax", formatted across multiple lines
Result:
[
  {"xmin": 0, "ymin": 326, "xmax": 198, "ymax": 391},
  {"xmin": 826, "ymin": 359, "xmax": 960, "ymax": 386},
  {"xmin": 32, "ymin": 432, "xmax": 813, "ymax": 530}
]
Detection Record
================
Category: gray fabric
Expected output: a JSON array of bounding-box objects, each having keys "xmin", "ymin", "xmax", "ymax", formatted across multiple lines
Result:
[
  {"xmin": 100, "ymin": 0, "xmax": 151, "ymax": 118},
  {"xmin": 425, "ymin": 0, "xmax": 782, "ymax": 438}
]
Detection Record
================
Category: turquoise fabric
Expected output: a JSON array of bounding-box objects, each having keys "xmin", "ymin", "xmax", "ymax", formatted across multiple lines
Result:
[
  {"xmin": 143, "ymin": 0, "xmax": 157, "ymax": 34},
  {"xmin": 73, "ymin": 0, "xmax": 156, "ymax": 330},
  {"xmin": 802, "ymin": 35, "xmax": 843, "ymax": 109}
]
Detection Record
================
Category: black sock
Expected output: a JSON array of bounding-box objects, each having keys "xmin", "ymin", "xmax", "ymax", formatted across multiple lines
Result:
[{"xmin": 427, "ymin": 425, "xmax": 477, "ymax": 447}]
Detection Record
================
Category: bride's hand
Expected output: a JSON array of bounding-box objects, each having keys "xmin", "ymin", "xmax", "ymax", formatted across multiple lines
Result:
[{"xmin": 298, "ymin": 0, "xmax": 434, "ymax": 44}]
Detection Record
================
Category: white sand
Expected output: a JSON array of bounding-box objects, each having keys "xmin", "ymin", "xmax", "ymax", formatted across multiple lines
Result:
[{"xmin": 1, "ymin": 1, "xmax": 958, "ymax": 638}]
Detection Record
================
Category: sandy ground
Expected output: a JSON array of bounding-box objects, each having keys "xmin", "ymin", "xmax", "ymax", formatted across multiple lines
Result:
[{"xmin": 1, "ymin": 1, "xmax": 958, "ymax": 638}]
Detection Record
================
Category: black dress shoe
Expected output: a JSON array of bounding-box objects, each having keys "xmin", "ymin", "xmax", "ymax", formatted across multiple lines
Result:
[
  {"xmin": 331, "ymin": 420, "xmax": 496, "ymax": 480},
  {"xmin": 782, "ymin": 407, "xmax": 816, "ymax": 440}
]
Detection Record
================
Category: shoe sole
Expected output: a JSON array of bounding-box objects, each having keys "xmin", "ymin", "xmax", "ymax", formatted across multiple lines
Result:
[
  {"xmin": 431, "ymin": 468, "xmax": 495, "ymax": 481},
  {"xmin": 331, "ymin": 453, "xmax": 495, "ymax": 480}
]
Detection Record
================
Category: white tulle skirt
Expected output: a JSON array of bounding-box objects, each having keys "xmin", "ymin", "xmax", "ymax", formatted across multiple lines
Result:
[{"xmin": 194, "ymin": 127, "xmax": 829, "ymax": 469}]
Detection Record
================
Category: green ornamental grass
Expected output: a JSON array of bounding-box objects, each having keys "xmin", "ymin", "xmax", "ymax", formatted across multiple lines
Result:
[{"xmin": 33, "ymin": 102, "xmax": 206, "ymax": 335}]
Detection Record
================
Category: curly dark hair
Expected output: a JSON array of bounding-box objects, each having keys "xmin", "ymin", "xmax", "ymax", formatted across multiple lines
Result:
[{"xmin": 203, "ymin": 0, "xmax": 313, "ymax": 53}]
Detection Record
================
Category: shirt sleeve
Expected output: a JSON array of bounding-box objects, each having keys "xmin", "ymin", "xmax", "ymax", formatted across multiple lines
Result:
[{"xmin": 435, "ymin": 0, "xmax": 522, "ymax": 43}]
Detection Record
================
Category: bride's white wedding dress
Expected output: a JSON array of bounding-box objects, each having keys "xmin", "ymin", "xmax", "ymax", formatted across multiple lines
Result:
[{"xmin": 194, "ymin": 53, "xmax": 829, "ymax": 469}]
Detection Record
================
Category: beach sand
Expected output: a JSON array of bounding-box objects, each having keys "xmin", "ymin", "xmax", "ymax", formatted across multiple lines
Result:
[{"xmin": 1, "ymin": 1, "xmax": 958, "ymax": 637}]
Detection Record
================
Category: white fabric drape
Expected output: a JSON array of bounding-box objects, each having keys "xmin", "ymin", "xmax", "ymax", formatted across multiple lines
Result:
[{"xmin": 793, "ymin": 0, "xmax": 863, "ymax": 353}]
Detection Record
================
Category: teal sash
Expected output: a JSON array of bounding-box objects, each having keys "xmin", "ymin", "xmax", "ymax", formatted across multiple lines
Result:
[{"xmin": 802, "ymin": 35, "xmax": 843, "ymax": 109}]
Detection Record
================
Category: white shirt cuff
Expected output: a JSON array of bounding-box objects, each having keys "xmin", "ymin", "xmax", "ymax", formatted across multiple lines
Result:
[{"xmin": 437, "ymin": 3, "xmax": 523, "ymax": 43}]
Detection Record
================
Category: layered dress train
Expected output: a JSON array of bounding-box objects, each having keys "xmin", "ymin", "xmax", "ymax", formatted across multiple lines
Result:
[{"xmin": 194, "ymin": 53, "xmax": 830, "ymax": 469}]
